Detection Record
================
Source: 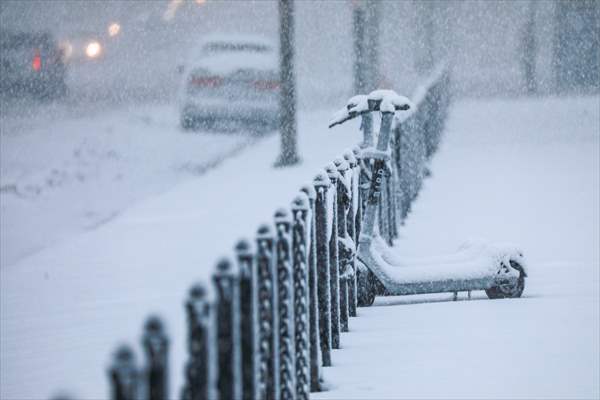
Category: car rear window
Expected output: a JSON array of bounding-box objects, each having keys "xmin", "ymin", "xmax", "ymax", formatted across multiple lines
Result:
[{"xmin": 0, "ymin": 32, "xmax": 52, "ymax": 51}]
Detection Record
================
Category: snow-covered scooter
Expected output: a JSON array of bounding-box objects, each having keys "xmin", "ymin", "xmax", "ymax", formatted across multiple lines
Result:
[{"xmin": 329, "ymin": 90, "xmax": 527, "ymax": 306}]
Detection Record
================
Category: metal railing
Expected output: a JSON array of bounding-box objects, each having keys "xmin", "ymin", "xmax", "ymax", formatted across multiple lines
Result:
[{"xmin": 56, "ymin": 66, "xmax": 451, "ymax": 400}]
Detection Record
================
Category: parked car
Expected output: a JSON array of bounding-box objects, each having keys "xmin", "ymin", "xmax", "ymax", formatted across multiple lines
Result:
[
  {"xmin": 179, "ymin": 34, "xmax": 280, "ymax": 131},
  {"xmin": 0, "ymin": 30, "xmax": 67, "ymax": 99}
]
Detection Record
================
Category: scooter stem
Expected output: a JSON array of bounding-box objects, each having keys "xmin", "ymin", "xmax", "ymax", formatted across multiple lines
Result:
[{"xmin": 358, "ymin": 111, "xmax": 394, "ymax": 245}]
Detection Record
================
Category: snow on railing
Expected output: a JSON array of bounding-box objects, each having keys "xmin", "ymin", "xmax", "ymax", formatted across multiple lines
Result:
[{"xmin": 53, "ymin": 66, "xmax": 451, "ymax": 400}]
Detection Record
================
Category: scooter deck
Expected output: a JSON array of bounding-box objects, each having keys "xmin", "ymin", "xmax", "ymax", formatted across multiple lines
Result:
[{"xmin": 359, "ymin": 237, "xmax": 523, "ymax": 297}]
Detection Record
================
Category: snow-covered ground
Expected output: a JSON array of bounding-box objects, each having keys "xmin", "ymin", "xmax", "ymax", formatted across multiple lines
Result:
[
  {"xmin": 1, "ymin": 100, "xmax": 259, "ymax": 267},
  {"xmin": 0, "ymin": 105, "xmax": 363, "ymax": 399},
  {"xmin": 314, "ymin": 95, "xmax": 600, "ymax": 399},
  {"xmin": 1, "ymin": 95, "xmax": 598, "ymax": 399}
]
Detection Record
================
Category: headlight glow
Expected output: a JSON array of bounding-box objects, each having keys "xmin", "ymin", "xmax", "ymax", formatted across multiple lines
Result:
[
  {"xmin": 85, "ymin": 41, "xmax": 102, "ymax": 58},
  {"xmin": 108, "ymin": 23, "xmax": 121, "ymax": 37}
]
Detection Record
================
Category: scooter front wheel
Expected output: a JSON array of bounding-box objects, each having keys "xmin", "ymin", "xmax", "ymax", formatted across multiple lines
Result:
[{"xmin": 485, "ymin": 260, "xmax": 526, "ymax": 299}]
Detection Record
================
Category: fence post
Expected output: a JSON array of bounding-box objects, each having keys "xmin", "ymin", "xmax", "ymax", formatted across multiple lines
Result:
[
  {"xmin": 378, "ymin": 161, "xmax": 393, "ymax": 245},
  {"xmin": 213, "ymin": 258, "xmax": 242, "ymax": 400},
  {"xmin": 313, "ymin": 172, "xmax": 332, "ymax": 367},
  {"xmin": 182, "ymin": 284, "xmax": 213, "ymax": 400},
  {"xmin": 390, "ymin": 128, "xmax": 402, "ymax": 236},
  {"xmin": 334, "ymin": 158, "xmax": 351, "ymax": 333},
  {"xmin": 344, "ymin": 150, "xmax": 359, "ymax": 318},
  {"xmin": 109, "ymin": 345, "xmax": 138, "ymax": 400},
  {"xmin": 325, "ymin": 163, "xmax": 341, "ymax": 349},
  {"xmin": 388, "ymin": 142, "xmax": 399, "ymax": 241},
  {"xmin": 357, "ymin": 148, "xmax": 371, "ymax": 226},
  {"xmin": 274, "ymin": 209, "xmax": 296, "ymax": 400},
  {"xmin": 256, "ymin": 225, "xmax": 280, "ymax": 400},
  {"xmin": 355, "ymin": 145, "xmax": 376, "ymax": 308},
  {"xmin": 142, "ymin": 316, "xmax": 168, "ymax": 400},
  {"xmin": 396, "ymin": 122, "xmax": 410, "ymax": 222},
  {"xmin": 352, "ymin": 147, "xmax": 363, "ymax": 242},
  {"xmin": 291, "ymin": 195, "xmax": 311, "ymax": 400},
  {"xmin": 300, "ymin": 184, "xmax": 321, "ymax": 391},
  {"xmin": 384, "ymin": 161, "xmax": 394, "ymax": 246},
  {"xmin": 236, "ymin": 239, "xmax": 257, "ymax": 400}
]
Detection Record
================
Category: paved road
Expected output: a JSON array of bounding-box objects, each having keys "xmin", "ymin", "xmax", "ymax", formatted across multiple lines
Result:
[{"xmin": 1, "ymin": 97, "xmax": 261, "ymax": 267}]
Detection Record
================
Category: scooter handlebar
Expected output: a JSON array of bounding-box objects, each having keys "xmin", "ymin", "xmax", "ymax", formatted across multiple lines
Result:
[{"xmin": 328, "ymin": 90, "xmax": 413, "ymax": 128}]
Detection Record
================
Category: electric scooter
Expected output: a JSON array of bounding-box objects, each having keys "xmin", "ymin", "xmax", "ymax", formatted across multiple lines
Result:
[{"xmin": 329, "ymin": 90, "xmax": 527, "ymax": 306}]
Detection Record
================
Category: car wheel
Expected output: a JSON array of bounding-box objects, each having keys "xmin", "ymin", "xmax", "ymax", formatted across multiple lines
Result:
[
  {"xmin": 485, "ymin": 260, "xmax": 526, "ymax": 299},
  {"xmin": 180, "ymin": 113, "xmax": 196, "ymax": 131}
]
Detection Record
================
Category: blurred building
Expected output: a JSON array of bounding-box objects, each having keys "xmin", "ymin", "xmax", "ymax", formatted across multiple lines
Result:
[{"xmin": 1, "ymin": 0, "xmax": 598, "ymax": 106}]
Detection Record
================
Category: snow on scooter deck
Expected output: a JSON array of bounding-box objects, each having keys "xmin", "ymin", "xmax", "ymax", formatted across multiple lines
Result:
[{"xmin": 363, "ymin": 237, "xmax": 527, "ymax": 296}]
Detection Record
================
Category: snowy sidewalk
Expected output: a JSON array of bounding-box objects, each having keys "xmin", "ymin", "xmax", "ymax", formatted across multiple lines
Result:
[
  {"xmin": 0, "ymin": 109, "xmax": 363, "ymax": 399},
  {"xmin": 314, "ymin": 96, "xmax": 599, "ymax": 399},
  {"xmin": 1, "ymin": 96, "xmax": 598, "ymax": 399}
]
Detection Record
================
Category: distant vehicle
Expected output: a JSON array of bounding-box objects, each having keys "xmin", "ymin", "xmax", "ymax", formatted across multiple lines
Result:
[
  {"xmin": 59, "ymin": 31, "xmax": 105, "ymax": 64},
  {"xmin": 0, "ymin": 30, "xmax": 67, "ymax": 99},
  {"xmin": 179, "ymin": 34, "xmax": 280, "ymax": 131}
]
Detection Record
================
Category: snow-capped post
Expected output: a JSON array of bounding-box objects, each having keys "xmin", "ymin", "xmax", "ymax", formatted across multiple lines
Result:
[
  {"xmin": 109, "ymin": 345, "xmax": 139, "ymax": 400},
  {"xmin": 334, "ymin": 158, "xmax": 351, "ymax": 333},
  {"xmin": 313, "ymin": 172, "xmax": 332, "ymax": 367},
  {"xmin": 344, "ymin": 150, "xmax": 359, "ymax": 317},
  {"xmin": 182, "ymin": 284, "xmax": 213, "ymax": 400},
  {"xmin": 300, "ymin": 184, "xmax": 321, "ymax": 391},
  {"xmin": 274, "ymin": 209, "xmax": 296, "ymax": 400},
  {"xmin": 256, "ymin": 224, "xmax": 280, "ymax": 400},
  {"xmin": 213, "ymin": 258, "xmax": 242, "ymax": 400},
  {"xmin": 235, "ymin": 239, "xmax": 257, "ymax": 400},
  {"xmin": 142, "ymin": 316, "xmax": 168, "ymax": 400},
  {"xmin": 325, "ymin": 163, "xmax": 341, "ymax": 349},
  {"xmin": 291, "ymin": 195, "xmax": 310, "ymax": 400},
  {"xmin": 275, "ymin": 0, "xmax": 300, "ymax": 167}
]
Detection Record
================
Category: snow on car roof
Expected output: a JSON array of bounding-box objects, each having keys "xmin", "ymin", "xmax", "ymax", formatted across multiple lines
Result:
[
  {"xmin": 198, "ymin": 33, "xmax": 276, "ymax": 49},
  {"xmin": 185, "ymin": 33, "xmax": 278, "ymax": 74},
  {"xmin": 191, "ymin": 52, "xmax": 278, "ymax": 75}
]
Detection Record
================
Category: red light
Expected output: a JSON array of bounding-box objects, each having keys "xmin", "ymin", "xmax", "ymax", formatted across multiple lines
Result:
[
  {"xmin": 190, "ymin": 76, "xmax": 222, "ymax": 87},
  {"xmin": 32, "ymin": 51, "xmax": 41, "ymax": 71},
  {"xmin": 254, "ymin": 80, "xmax": 280, "ymax": 90}
]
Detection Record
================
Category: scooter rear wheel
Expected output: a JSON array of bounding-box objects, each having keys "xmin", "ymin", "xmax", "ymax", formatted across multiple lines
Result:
[{"xmin": 485, "ymin": 260, "xmax": 526, "ymax": 299}]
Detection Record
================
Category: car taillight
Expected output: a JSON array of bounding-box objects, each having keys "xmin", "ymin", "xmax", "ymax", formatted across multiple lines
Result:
[
  {"xmin": 254, "ymin": 80, "xmax": 280, "ymax": 90},
  {"xmin": 32, "ymin": 50, "xmax": 41, "ymax": 71},
  {"xmin": 190, "ymin": 76, "xmax": 222, "ymax": 87}
]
